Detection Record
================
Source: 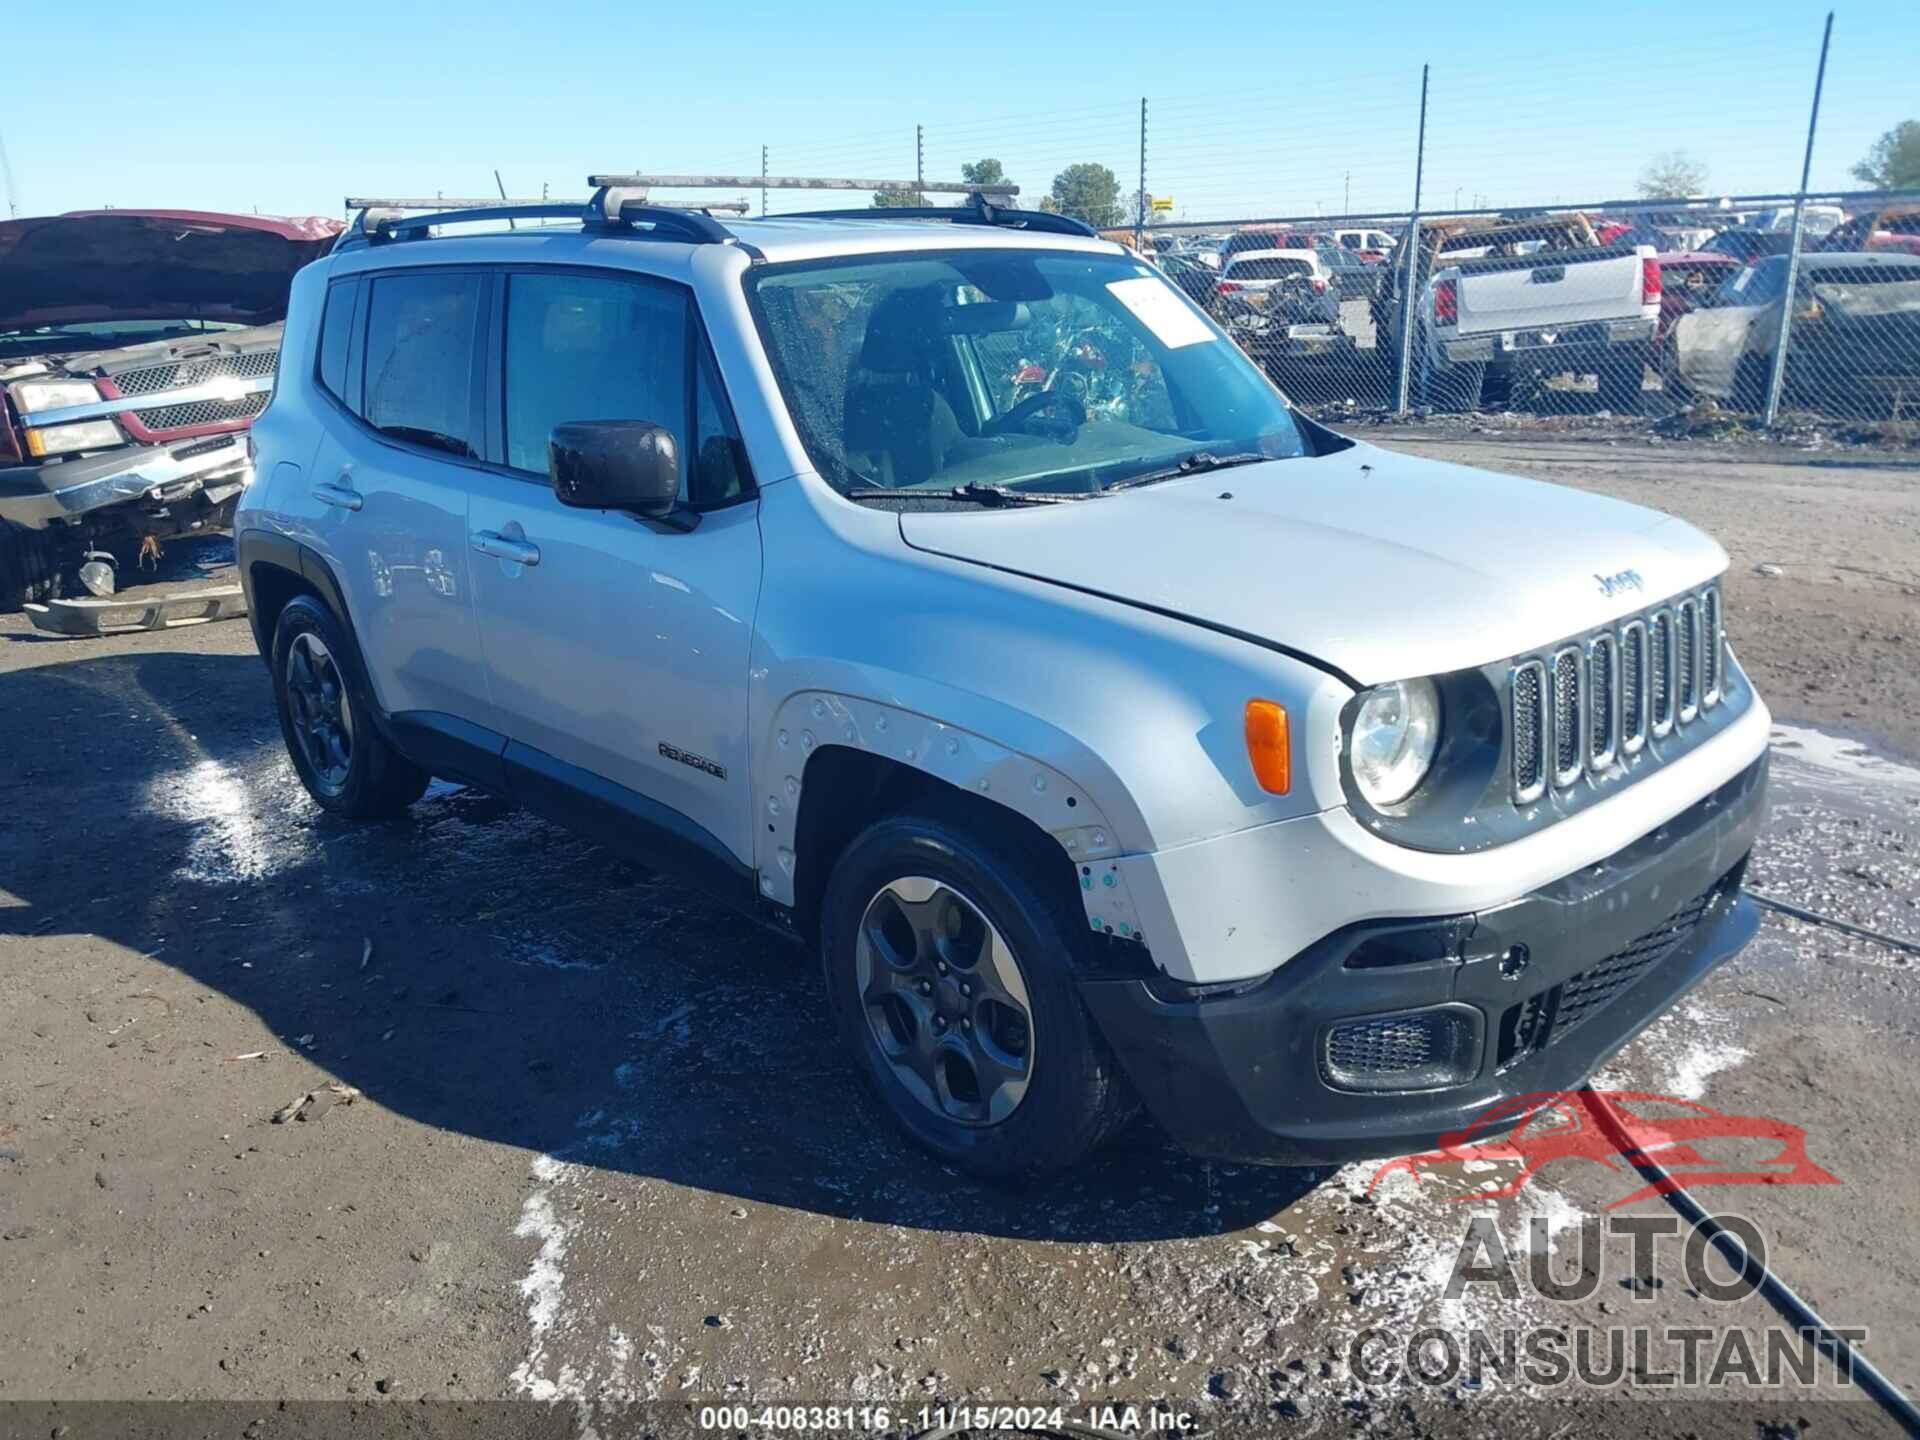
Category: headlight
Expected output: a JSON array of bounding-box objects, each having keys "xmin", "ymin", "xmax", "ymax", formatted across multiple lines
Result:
[
  {"xmin": 25, "ymin": 419, "xmax": 124, "ymax": 456},
  {"xmin": 1348, "ymin": 678, "xmax": 1441, "ymax": 807},
  {"xmin": 10, "ymin": 378, "xmax": 101, "ymax": 414}
]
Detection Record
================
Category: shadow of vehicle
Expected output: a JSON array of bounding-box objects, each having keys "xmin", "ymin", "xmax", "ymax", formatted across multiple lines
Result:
[{"xmin": 0, "ymin": 648, "xmax": 1322, "ymax": 1243}]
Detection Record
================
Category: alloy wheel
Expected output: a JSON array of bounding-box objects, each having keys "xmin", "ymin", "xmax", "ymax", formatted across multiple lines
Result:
[
  {"xmin": 853, "ymin": 876, "xmax": 1035, "ymax": 1127},
  {"xmin": 284, "ymin": 630, "xmax": 354, "ymax": 796}
]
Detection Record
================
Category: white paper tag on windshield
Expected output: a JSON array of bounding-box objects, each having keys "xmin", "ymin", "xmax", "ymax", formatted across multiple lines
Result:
[{"xmin": 1106, "ymin": 277, "xmax": 1216, "ymax": 349}]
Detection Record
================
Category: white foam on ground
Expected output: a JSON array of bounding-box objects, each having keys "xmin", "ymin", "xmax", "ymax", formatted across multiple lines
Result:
[
  {"xmin": 509, "ymin": 1152, "xmax": 579, "ymax": 1403},
  {"xmin": 1770, "ymin": 724, "xmax": 1920, "ymax": 793}
]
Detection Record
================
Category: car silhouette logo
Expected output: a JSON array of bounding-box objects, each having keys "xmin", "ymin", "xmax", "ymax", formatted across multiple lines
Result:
[{"xmin": 1369, "ymin": 1089, "xmax": 1840, "ymax": 1209}]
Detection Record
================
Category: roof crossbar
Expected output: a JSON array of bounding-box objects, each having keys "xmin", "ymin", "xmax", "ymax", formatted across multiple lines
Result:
[{"xmin": 587, "ymin": 172, "xmax": 1019, "ymax": 198}]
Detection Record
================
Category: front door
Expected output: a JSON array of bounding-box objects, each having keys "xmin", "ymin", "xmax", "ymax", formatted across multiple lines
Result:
[{"xmin": 465, "ymin": 267, "xmax": 762, "ymax": 870}]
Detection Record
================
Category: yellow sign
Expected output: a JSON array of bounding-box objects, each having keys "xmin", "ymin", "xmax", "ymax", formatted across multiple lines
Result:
[{"xmin": 1150, "ymin": 196, "xmax": 1174, "ymax": 213}]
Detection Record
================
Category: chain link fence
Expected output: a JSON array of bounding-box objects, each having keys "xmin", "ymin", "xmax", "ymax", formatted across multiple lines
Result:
[
  {"xmin": 1133, "ymin": 189, "xmax": 1920, "ymax": 427},
  {"xmin": 732, "ymin": 13, "xmax": 1916, "ymax": 433}
]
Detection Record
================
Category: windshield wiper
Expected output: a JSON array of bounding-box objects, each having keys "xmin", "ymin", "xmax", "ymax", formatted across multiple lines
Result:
[
  {"xmin": 1106, "ymin": 451, "xmax": 1272, "ymax": 492},
  {"xmin": 845, "ymin": 483, "xmax": 1087, "ymax": 507}
]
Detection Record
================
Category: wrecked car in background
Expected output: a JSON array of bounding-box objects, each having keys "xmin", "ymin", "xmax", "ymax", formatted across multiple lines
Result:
[
  {"xmin": 1664, "ymin": 251, "xmax": 1920, "ymax": 413},
  {"xmin": 0, "ymin": 210, "xmax": 341, "ymax": 614}
]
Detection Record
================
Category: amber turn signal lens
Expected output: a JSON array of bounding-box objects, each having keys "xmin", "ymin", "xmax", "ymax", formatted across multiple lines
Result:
[{"xmin": 1244, "ymin": 699, "xmax": 1291, "ymax": 795}]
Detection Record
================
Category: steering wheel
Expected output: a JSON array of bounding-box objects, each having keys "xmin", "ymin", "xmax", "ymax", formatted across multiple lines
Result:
[{"xmin": 984, "ymin": 388, "xmax": 1086, "ymax": 441}]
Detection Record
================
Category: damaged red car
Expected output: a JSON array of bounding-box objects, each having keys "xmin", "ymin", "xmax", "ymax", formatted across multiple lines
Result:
[{"xmin": 0, "ymin": 209, "xmax": 341, "ymax": 610}]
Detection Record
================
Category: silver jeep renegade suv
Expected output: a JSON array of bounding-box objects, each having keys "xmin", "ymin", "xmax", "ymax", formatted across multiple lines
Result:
[{"xmin": 236, "ymin": 185, "xmax": 1770, "ymax": 1178}]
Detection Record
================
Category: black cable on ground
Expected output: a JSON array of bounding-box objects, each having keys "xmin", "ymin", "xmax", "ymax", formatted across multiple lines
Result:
[
  {"xmin": 1580, "ymin": 1087, "xmax": 1920, "ymax": 1435},
  {"xmin": 1748, "ymin": 890, "xmax": 1920, "ymax": 959}
]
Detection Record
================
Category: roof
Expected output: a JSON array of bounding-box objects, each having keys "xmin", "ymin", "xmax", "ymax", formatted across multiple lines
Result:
[{"xmin": 340, "ymin": 212, "xmax": 1123, "ymax": 267}]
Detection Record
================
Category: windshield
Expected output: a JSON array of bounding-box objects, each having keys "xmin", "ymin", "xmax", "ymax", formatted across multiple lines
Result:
[{"xmin": 745, "ymin": 249, "xmax": 1305, "ymax": 496}]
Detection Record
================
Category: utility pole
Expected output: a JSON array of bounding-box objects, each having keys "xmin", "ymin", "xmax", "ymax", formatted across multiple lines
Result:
[
  {"xmin": 1763, "ymin": 11, "xmax": 1834, "ymax": 428},
  {"xmin": 761, "ymin": 145, "xmax": 768, "ymax": 217},
  {"xmin": 1393, "ymin": 64, "xmax": 1431, "ymax": 417},
  {"xmin": 1344, "ymin": 170, "xmax": 1351, "ymax": 214},
  {"xmin": 915, "ymin": 125, "xmax": 924, "ymax": 196},
  {"xmin": 0, "ymin": 127, "xmax": 17, "ymax": 218},
  {"xmin": 1136, "ymin": 97, "xmax": 1148, "ymax": 251}
]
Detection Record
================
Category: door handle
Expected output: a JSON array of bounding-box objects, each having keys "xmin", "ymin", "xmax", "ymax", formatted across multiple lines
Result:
[
  {"xmin": 471, "ymin": 530, "xmax": 542, "ymax": 567},
  {"xmin": 311, "ymin": 482, "xmax": 363, "ymax": 511}
]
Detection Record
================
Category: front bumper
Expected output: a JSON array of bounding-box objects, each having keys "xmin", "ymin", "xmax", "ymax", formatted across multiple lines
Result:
[
  {"xmin": 0, "ymin": 433, "xmax": 249, "ymax": 527},
  {"xmin": 1442, "ymin": 316, "xmax": 1656, "ymax": 370},
  {"xmin": 1081, "ymin": 753, "xmax": 1767, "ymax": 1165}
]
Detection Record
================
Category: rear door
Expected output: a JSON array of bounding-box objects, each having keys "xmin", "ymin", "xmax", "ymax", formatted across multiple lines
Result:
[
  {"xmin": 305, "ymin": 266, "xmax": 498, "ymax": 750},
  {"xmin": 463, "ymin": 266, "xmax": 763, "ymax": 876}
]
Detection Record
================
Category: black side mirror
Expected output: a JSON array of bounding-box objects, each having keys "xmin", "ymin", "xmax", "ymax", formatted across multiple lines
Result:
[{"xmin": 549, "ymin": 420, "xmax": 679, "ymax": 518}]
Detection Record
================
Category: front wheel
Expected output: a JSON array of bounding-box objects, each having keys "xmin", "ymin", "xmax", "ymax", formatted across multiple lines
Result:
[{"xmin": 820, "ymin": 810, "xmax": 1135, "ymax": 1178}]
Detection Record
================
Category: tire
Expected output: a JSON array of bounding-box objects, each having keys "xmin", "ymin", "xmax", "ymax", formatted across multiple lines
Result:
[
  {"xmin": 820, "ymin": 807, "xmax": 1136, "ymax": 1179},
  {"xmin": 1426, "ymin": 360, "xmax": 1485, "ymax": 414},
  {"xmin": 270, "ymin": 594, "xmax": 428, "ymax": 819},
  {"xmin": 1597, "ymin": 354, "xmax": 1647, "ymax": 415},
  {"xmin": 0, "ymin": 518, "xmax": 60, "ymax": 613},
  {"xmin": 1478, "ymin": 366, "xmax": 1514, "ymax": 411}
]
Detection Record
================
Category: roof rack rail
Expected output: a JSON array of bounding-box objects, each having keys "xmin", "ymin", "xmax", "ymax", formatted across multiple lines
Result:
[
  {"xmin": 334, "ymin": 192, "xmax": 745, "ymax": 252},
  {"xmin": 587, "ymin": 172, "xmax": 1018, "ymax": 199},
  {"xmin": 784, "ymin": 192, "xmax": 1099, "ymax": 239}
]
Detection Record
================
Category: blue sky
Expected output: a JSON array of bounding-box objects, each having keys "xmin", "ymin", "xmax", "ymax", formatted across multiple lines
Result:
[{"xmin": 4, "ymin": 1, "xmax": 1914, "ymax": 224}]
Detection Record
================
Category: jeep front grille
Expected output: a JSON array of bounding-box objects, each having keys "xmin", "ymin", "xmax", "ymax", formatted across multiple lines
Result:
[
  {"xmin": 1508, "ymin": 583, "xmax": 1723, "ymax": 805},
  {"xmin": 111, "ymin": 350, "xmax": 278, "ymax": 396}
]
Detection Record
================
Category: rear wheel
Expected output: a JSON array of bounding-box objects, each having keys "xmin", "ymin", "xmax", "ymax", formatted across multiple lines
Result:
[
  {"xmin": 0, "ymin": 518, "xmax": 60, "ymax": 613},
  {"xmin": 821, "ymin": 809, "xmax": 1135, "ymax": 1178},
  {"xmin": 271, "ymin": 594, "xmax": 428, "ymax": 818}
]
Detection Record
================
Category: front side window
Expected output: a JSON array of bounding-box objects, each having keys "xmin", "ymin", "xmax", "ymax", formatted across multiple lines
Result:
[
  {"xmin": 504, "ymin": 271, "xmax": 690, "ymax": 480},
  {"xmin": 747, "ymin": 249, "xmax": 1305, "ymax": 497},
  {"xmin": 363, "ymin": 272, "xmax": 482, "ymax": 457}
]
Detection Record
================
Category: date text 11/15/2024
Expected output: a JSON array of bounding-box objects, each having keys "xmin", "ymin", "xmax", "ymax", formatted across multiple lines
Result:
[{"xmin": 695, "ymin": 1404, "xmax": 1198, "ymax": 1433}]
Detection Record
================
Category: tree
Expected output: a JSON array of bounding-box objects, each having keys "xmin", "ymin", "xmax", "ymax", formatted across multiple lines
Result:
[
  {"xmin": 871, "ymin": 187, "xmax": 927, "ymax": 208},
  {"xmin": 1050, "ymin": 163, "xmax": 1124, "ymax": 228},
  {"xmin": 960, "ymin": 158, "xmax": 1006, "ymax": 190},
  {"xmin": 1851, "ymin": 120, "xmax": 1920, "ymax": 189},
  {"xmin": 1636, "ymin": 150, "xmax": 1709, "ymax": 199}
]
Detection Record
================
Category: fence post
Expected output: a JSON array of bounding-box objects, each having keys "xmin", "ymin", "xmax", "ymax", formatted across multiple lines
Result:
[
  {"xmin": 1136, "ymin": 97, "xmax": 1147, "ymax": 251},
  {"xmin": 1763, "ymin": 11, "xmax": 1834, "ymax": 427},
  {"xmin": 1393, "ymin": 64, "xmax": 1431, "ymax": 416}
]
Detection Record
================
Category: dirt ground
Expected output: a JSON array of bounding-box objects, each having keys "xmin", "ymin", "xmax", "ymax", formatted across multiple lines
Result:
[{"xmin": 1, "ymin": 435, "xmax": 1917, "ymax": 1438}]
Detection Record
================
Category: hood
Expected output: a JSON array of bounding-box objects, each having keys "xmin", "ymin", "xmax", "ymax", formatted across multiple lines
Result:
[
  {"xmin": 897, "ymin": 441, "xmax": 1728, "ymax": 686},
  {"xmin": 0, "ymin": 210, "xmax": 342, "ymax": 333}
]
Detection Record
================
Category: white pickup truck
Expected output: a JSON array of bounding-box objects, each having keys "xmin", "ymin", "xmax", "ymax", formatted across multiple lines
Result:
[{"xmin": 1416, "ymin": 220, "xmax": 1662, "ymax": 412}]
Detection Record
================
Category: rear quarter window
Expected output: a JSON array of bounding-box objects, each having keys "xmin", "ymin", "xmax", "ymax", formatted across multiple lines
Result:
[{"xmin": 316, "ymin": 280, "xmax": 357, "ymax": 404}]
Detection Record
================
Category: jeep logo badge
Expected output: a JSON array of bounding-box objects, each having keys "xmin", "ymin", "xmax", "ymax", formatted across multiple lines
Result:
[{"xmin": 1594, "ymin": 568, "xmax": 1645, "ymax": 598}]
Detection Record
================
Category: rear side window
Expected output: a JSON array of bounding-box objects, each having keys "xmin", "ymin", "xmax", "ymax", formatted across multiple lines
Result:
[
  {"xmin": 316, "ymin": 280, "xmax": 357, "ymax": 404},
  {"xmin": 503, "ymin": 271, "xmax": 688, "ymax": 481},
  {"xmin": 363, "ymin": 272, "xmax": 482, "ymax": 458}
]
